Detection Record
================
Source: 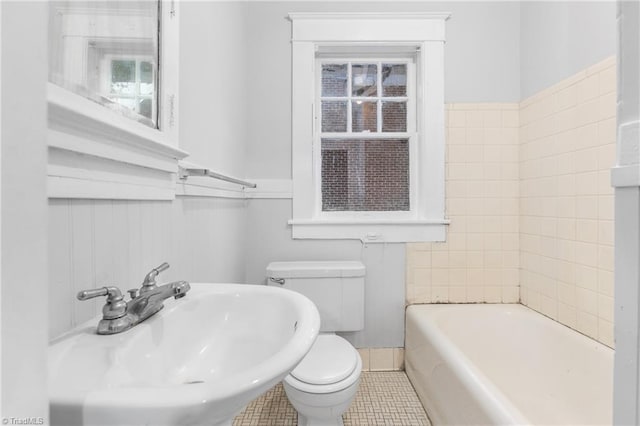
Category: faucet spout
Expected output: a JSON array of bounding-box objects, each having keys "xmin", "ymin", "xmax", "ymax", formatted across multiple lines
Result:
[{"xmin": 127, "ymin": 280, "xmax": 192, "ymax": 323}]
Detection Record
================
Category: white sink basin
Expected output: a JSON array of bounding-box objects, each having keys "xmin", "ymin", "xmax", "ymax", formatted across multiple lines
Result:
[{"xmin": 49, "ymin": 283, "xmax": 320, "ymax": 426}]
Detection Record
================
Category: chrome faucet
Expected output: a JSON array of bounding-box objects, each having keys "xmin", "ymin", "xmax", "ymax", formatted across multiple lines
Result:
[{"xmin": 77, "ymin": 262, "xmax": 191, "ymax": 335}]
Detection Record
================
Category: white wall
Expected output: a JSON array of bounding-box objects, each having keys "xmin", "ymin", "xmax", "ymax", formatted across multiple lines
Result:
[
  {"xmin": 520, "ymin": 1, "xmax": 617, "ymax": 100},
  {"xmin": 1, "ymin": 0, "xmax": 49, "ymax": 419},
  {"xmin": 180, "ymin": 1, "xmax": 249, "ymax": 175},
  {"xmin": 245, "ymin": 1, "xmax": 521, "ymax": 180}
]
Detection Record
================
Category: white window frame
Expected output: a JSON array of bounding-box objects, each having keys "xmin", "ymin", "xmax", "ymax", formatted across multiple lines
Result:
[
  {"xmin": 47, "ymin": 2, "xmax": 187, "ymax": 200},
  {"xmin": 289, "ymin": 12, "xmax": 450, "ymax": 243}
]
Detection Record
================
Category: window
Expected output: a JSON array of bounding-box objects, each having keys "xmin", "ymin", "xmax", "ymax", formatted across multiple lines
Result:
[
  {"xmin": 289, "ymin": 13, "xmax": 450, "ymax": 242},
  {"xmin": 319, "ymin": 60, "xmax": 415, "ymax": 213}
]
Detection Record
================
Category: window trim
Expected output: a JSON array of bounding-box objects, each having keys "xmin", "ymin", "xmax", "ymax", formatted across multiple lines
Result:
[{"xmin": 289, "ymin": 12, "xmax": 450, "ymax": 242}]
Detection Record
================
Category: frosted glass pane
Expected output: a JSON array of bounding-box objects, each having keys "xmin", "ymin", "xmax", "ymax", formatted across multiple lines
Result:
[
  {"xmin": 322, "ymin": 101, "xmax": 348, "ymax": 132},
  {"xmin": 382, "ymin": 102, "xmax": 407, "ymax": 132},
  {"xmin": 352, "ymin": 101, "xmax": 377, "ymax": 133},
  {"xmin": 352, "ymin": 64, "xmax": 377, "ymax": 97},
  {"xmin": 321, "ymin": 138, "xmax": 410, "ymax": 211},
  {"xmin": 322, "ymin": 64, "xmax": 348, "ymax": 97},
  {"xmin": 382, "ymin": 64, "xmax": 407, "ymax": 96}
]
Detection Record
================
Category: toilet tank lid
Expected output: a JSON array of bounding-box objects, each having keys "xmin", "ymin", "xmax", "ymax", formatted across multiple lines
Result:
[{"xmin": 266, "ymin": 261, "xmax": 365, "ymax": 278}]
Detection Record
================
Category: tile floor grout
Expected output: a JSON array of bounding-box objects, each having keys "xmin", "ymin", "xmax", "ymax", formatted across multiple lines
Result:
[{"xmin": 233, "ymin": 371, "xmax": 431, "ymax": 426}]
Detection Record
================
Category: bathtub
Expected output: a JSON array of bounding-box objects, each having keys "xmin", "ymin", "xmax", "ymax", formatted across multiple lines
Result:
[{"xmin": 405, "ymin": 304, "xmax": 613, "ymax": 425}]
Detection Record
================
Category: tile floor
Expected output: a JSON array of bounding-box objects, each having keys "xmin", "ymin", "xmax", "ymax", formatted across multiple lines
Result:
[{"xmin": 233, "ymin": 371, "xmax": 431, "ymax": 426}]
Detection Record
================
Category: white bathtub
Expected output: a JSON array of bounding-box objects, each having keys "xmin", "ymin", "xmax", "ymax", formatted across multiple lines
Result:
[{"xmin": 405, "ymin": 304, "xmax": 613, "ymax": 426}]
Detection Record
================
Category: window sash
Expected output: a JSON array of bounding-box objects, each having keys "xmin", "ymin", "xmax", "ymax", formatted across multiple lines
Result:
[{"xmin": 315, "ymin": 58, "xmax": 417, "ymax": 218}]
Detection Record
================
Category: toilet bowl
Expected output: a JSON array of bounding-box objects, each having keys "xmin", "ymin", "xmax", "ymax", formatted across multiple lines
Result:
[
  {"xmin": 283, "ymin": 334, "xmax": 362, "ymax": 426},
  {"xmin": 266, "ymin": 261, "xmax": 366, "ymax": 426}
]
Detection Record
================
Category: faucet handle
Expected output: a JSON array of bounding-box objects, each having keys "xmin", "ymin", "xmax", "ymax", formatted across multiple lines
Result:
[
  {"xmin": 77, "ymin": 286, "xmax": 127, "ymax": 320},
  {"xmin": 141, "ymin": 262, "xmax": 170, "ymax": 293},
  {"xmin": 78, "ymin": 286, "xmax": 122, "ymax": 301}
]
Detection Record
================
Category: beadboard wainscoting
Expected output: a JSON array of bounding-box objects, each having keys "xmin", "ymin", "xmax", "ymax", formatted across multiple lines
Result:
[{"xmin": 48, "ymin": 197, "xmax": 247, "ymax": 339}]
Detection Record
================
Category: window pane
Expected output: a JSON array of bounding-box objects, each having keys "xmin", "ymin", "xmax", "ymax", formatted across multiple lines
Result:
[
  {"xmin": 139, "ymin": 98, "xmax": 153, "ymax": 119},
  {"xmin": 322, "ymin": 101, "xmax": 348, "ymax": 132},
  {"xmin": 140, "ymin": 61, "xmax": 154, "ymax": 95},
  {"xmin": 382, "ymin": 64, "xmax": 407, "ymax": 96},
  {"xmin": 352, "ymin": 64, "xmax": 377, "ymax": 97},
  {"xmin": 322, "ymin": 64, "xmax": 348, "ymax": 97},
  {"xmin": 111, "ymin": 60, "xmax": 136, "ymax": 95},
  {"xmin": 321, "ymin": 139, "xmax": 410, "ymax": 211},
  {"xmin": 382, "ymin": 102, "xmax": 407, "ymax": 132},
  {"xmin": 352, "ymin": 101, "xmax": 377, "ymax": 132}
]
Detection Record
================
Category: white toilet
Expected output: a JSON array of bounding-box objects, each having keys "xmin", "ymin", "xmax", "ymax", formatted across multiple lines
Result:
[{"xmin": 266, "ymin": 261, "xmax": 365, "ymax": 426}]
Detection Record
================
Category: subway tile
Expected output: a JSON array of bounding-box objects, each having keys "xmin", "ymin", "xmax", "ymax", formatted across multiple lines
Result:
[
  {"xmin": 599, "ymin": 66, "xmax": 616, "ymax": 94},
  {"xmin": 558, "ymin": 302, "xmax": 578, "ymax": 329},
  {"xmin": 598, "ymin": 294, "xmax": 614, "ymax": 323},
  {"xmin": 502, "ymin": 286, "xmax": 520, "ymax": 303},
  {"xmin": 598, "ymin": 118, "xmax": 616, "ymax": 144},
  {"xmin": 466, "ymin": 111, "xmax": 484, "ymax": 128},
  {"xmin": 483, "ymin": 110, "xmax": 502, "ymax": 128},
  {"xmin": 576, "ymin": 219, "xmax": 599, "ymax": 243},
  {"xmin": 449, "ymin": 286, "xmax": 467, "ymax": 302},
  {"xmin": 576, "ymin": 74, "xmax": 600, "ymax": 103},
  {"xmin": 466, "ymin": 286, "xmax": 484, "ymax": 302},
  {"xmin": 599, "ymin": 91, "xmax": 616, "ymax": 120},
  {"xmin": 598, "ymin": 269, "xmax": 614, "ymax": 297},
  {"xmin": 449, "ymin": 110, "xmax": 467, "ymax": 128},
  {"xmin": 598, "ymin": 319, "xmax": 614, "ymax": 348},
  {"xmin": 484, "ymin": 286, "xmax": 502, "ymax": 303},
  {"xmin": 357, "ymin": 348, "xmax": 371, "ymax": 371},
  {"xmin": 431, "ymin": 286, "xmax": 449, "ymax": 303},
  {"xmin": 414, "ymin": 268, "xmax": 431, "ymax": 287},
  {"xmin": 369, "ymin": 348, "xmax": 395, "ymax": 371},
  {"xmin": 576, "ymin": 310, "xmax": 599, "ymax": 340},
  {"xmin": 598, "ymin": 245, "xmax": 614, "ymax": 272},
  {"xmin": 393, "ymin": 348, "xmax": 405, "ymax": 370}
]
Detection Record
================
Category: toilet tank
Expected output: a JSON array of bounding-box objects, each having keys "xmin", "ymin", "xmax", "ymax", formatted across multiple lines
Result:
[{"xmin": 266, "ymin": 261, "xmax": 365, "ymax": 332}]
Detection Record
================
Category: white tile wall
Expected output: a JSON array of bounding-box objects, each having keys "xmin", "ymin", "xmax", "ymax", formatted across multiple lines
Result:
[
  {"xmin": 407, "ymin": 103, "xmax": 521, "ymax": 304},
  {"xmin": 519, "ymin": 56, "xmax": 616, "ymax": 347}
]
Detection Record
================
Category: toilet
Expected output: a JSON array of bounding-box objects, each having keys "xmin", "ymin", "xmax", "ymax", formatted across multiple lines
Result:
[{"xmin": 266, "ymin": 261, "xmax": 365, "ymax": 426}]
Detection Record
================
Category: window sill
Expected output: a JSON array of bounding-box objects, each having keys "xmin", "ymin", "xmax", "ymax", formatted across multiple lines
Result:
[
  {"xmin": 288, "ymin": 218, "xmax": 449, "ymax": 243},
  {"xmin": 47, "ymin": 83, "xmax": 189, "ymax": 200}
]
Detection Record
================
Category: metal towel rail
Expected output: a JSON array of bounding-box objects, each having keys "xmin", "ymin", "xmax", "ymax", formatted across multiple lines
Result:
[{"xmin": 178, "ymin": 167, "xmax": 257, "ymax": 189}]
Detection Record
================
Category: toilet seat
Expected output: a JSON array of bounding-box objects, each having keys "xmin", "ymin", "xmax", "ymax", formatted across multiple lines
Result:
[{"xmin": 286, "ymin": 335, "xmax": 362, "ymax": 394}]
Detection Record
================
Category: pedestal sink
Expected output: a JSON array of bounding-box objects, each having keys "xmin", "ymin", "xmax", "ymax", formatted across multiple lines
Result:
[{"xmin": 49, "ymin": 283, "xmax": 320, "ymax": 426}]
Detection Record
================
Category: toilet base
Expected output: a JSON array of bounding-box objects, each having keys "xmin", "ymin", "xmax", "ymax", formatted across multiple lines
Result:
[
  {"xmin": 284, "ymin": 375, "xmax": 360, "ymax": 426},
  {"xmin": 297, "ymin": 413, "xmax": 344, "ymax": 426}
]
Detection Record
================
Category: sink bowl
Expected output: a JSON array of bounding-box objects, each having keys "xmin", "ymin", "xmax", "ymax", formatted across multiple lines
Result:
[{"xmin": 49, "ymin": 283, "xmax": 320, "ymax": 426}]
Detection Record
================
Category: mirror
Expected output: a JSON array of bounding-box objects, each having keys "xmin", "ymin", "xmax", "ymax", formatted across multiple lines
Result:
[{"xmin": 49, "ymin": 1, "xmax": 159, "ymax": 128}]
